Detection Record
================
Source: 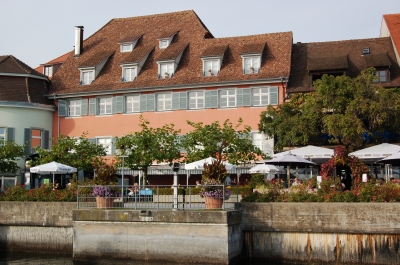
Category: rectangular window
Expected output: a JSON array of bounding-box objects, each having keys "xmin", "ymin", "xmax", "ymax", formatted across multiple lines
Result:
[
  {"xmin": 122, "ymin": 67, "xmax": 136, "ymax": 82},
  {"xmin": 126, "ymin": 95, "xmax": 140, "ymax": 113},
  {"xmin": 375, "ymin": 70, "xmax": 387, "ymax": 82},
  {"xmin": 44, "ymin": 66, "xmax": 53, "ymax": 77},
  {"xmin": 252, "ymin": 87, "xmax": 269, "ymax": 106},
  {"xmin": 81, "ymin": 70, "xmax": 94, "ymax": 85},
  {"xmin": 220, "ymin": 90, "xmax": 236, "ymax": 108},
  {"xmin": 160, "ymin": 40, "xmax": 169, "ymax": 49},
  {"xmin": 0, "ymin": 127, "xmax": 5, "ymax": 140},
  {"xmin": 97, "ymin": 137, "xmax": 112, "ymax": 155},
  {"xmin": 204, "ymin": 60, "xmax": 219, "ymax": 76},
  {"xmin": 68, "ymin": 100, "xmax": 81, "ymax": 116},
  {"xmin": 244, "ymin": 57, "xmax": 260, "ymax": 74},
  {"xmin": 160, "ymin": 63, "xmax": 174, "ymax": 78},
  {"xmin": 31, "ymin": 129, "xmax": 42, "ymax": 151},
  {"xmin": 121, "ymin": 43, "xmax": 133, "ymax": 52},
  {"xmin": 188, "ymin": 91, "xmax": 205, "ymax": 109},
  {"xmin": 251, "ymin": 132, "xmax": 273, "ymax": 155},
  {"xmin": 157, "ymin": 93, "xmax": 172, "ymax": 111},
  {"xmin": 99, "ymin": 98, "xmax": 112, "ymax": 115}
]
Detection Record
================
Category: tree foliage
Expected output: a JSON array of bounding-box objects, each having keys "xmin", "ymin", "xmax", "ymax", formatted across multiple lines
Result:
[
  {"xmin": 34, "ymin": 133, "xmax": 106, "ymax": 171},
  {"xmin": 114, "ymin": 116, "xmax": 181, "ymax": 183},
  {"xmin": 259, "ymin": 68, "xmax": 400, "ymax": 152},
  {"xmin": 0, "ymin": 140, "xmax": 24, "ymax": 173},
  {"xmin": 182, "ymin": 118, "xmax": 263, "ymax": 165}
]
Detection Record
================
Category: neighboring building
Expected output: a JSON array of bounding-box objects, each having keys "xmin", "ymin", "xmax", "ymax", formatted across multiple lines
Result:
[
  {"xmin": 48, "ymin": 10, "xmax": 293, "ymax": 159},
  {"xmin": 0, "ymin": 55, "xmax": 54, "ymax": 189},
  {"xmin": 35, "ymin": 52, "xmax": 72, "ymax": 78},
  {"xmin": 287, "ymin": 37, "xmax": 400, "ymax": 96},
  {"xmin": 380, "ymin": 13, "xmax": 400, "ymax": 67}
]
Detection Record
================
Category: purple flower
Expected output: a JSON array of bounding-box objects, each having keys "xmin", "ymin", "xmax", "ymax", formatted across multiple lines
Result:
[{"xmin": 92, "ymin": 186, "xmax": 121, "ymax": 198}]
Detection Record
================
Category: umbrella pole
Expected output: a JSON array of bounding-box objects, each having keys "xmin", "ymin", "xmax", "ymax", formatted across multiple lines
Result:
[
  {"xmin": 287, "ymin": 165, "xmax": 291, "ymax": 189},
  {"xmin": 53, "ymin": 173, "xmax": 55, "ymax": 188}
]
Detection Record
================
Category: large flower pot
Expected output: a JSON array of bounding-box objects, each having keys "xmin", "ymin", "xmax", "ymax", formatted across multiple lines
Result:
[
  {"xmin": 95, "ymin": 197, "xmax": 114, "ymax": 208},
  {"xmin": 204, "ymin": 196, "xmax": 223, "ymax": 209}
]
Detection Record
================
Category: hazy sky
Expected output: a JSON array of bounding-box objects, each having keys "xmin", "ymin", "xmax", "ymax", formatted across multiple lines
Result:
[{"xmin": 2, "ymin": 0, "xmax": 399, "ymax": 68}]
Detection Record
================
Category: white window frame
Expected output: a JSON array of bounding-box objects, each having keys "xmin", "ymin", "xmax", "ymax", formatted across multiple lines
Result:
[
  {"xmin": 219, "ymin": 89, "xmax": 236, "ymax": 108},
  {"xmin": 96, "ymin": 137, "xmax": 112, "ymax": 155},
  {"xmin": 157, "ymin": 93, "xmax": 172, "ymax": 111},
  {"xmin": 99, "ymin": 97, "xmax": 112, "ymax": 115},
  {"xmin": 121, "ymin": 66, "xmax": 137, "ymax": 82},
  {"xmin": 0, "ymin": 127, "xmax": 5, "ymax": 140},
  {"xmin": 159, "ymin": 63, "xmax": 174, "ymax": 78},
  {"xmin": 242, "ymin": 55, "xmax": 261, "ymax": 74},
  {"xmin": 159, "ymin": 39, "xmax": 169, "ymax": 49},
  {"xmin": 188, "ymin": 91, "xmax": 205, "ymax": 109},
  {"xmin": 252, "ymin": 87, "xmax": 270, "ymax": 106},
  {"xmin": 80, "ymin": 69, "xmax": 95, "ymax": 85},
  {"xmin": 1, "ymin": 176, "xmax": 17, "ymax": 191},
  {"xmin": 251, "ymin": 132, "xmax": 273, "ymax": 156},
  {"xmin": 126, "ymin": 95, "xmax": 140, "ymax": 113},
  {"xmin": 68, "ymin": 99, "xmax": 82, "ymax": 116},
  {"xmin": 375, "ymin": 70, "xmax": 388, "ymax": 83},
  {"xmin": 44, "ymin": 66, "xmax": 53, "ymax": 77},
  {"xmin": 120, "ymin": 43, "xmax": 133, "ymax": 52},
  {"xmin": 203, "ymin": 60, "xmax": 219, "ymax": 76}
]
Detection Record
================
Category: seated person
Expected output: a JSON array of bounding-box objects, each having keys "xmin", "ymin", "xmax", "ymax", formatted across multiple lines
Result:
[{"xmin": 128, "ymin": 183, "xmax": 139, "ymax": 196}]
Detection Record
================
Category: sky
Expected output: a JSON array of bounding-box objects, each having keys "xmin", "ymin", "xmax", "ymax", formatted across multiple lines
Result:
[{"xmin": 2, "ymin": 0, "xmax": 400, "ymax": 69}]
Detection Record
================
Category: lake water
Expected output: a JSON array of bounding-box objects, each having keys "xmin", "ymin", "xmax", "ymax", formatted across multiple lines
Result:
[{"xmin": 0, "ymin": 251, "xmax": 301, "ymax": 265}]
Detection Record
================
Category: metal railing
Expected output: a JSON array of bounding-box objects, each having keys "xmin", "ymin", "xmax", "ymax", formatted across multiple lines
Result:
[{"xmin": 77, "ymin": 185, "xmax": 240, "ymax": 210}]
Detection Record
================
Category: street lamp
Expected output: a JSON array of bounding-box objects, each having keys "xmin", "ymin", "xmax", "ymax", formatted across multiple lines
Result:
[{"xmin": 172, "ymin": 162, "xmax": 180, "ymax": 211}]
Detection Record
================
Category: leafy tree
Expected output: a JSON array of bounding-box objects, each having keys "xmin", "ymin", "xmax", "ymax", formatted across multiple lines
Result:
[
  {"xmin": 34, "ymin": 133, "xmax": 106, "ymax": 171},
  {"xmin": 114, "ymin": 116, "xmax": 181, "ymax": 185},
  {"xmin": 182, "ymin": 118, "xmax": 263, "ymax": 165},
  {"xmin": 0, "ymin": 140, "xmax": 24, "ymax": 173},
  {"xmin": 259, "ymin": 68, "xmax": 400, "ymax": 151}
]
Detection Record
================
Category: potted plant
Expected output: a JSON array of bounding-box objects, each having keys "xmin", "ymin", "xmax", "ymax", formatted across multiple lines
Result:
[
  {"xmin": 201, "ymin": 159, "xmax": 232, "ymax": 209},
  {"xmin": 92, "ymin": 160, "xmax": 120, "ymax": 208},
  {"xmin": 208, "ymin": 69, "xmax": 213, "ymax": 76},
  {"xmin": 249, "ymin": 66, "xmax": 254, "ymax": 74},
  {"xmin": 164, "ymin": 72, "xmax": 169, "ymax": 78}
]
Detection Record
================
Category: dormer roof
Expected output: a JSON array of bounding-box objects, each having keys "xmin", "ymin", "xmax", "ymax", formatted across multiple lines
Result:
[
  {"xmin": 118, "ymin": 34, "xmax": 143, "ymax": 44},
  {"xmin": 307, "ymin": 56, "xmax": 348, "ymax": 71},
  {"xmin": 157, "ymin": 30, "xmax": 179, "ymax": 40},
  {"xmin": 78, "ymin": 50, "xmax": 114, "ymax": 68},
  {"xmin": 157, "ymin": 42, "xmax": 189, "ymax": 61},
  {"xmin": 240, "ymin": 43, "xmax": 265, "ymax": 55},
  {"xmin": 363, "ymin": 53, "xmax": 391, "ymax": 68},
  {"xmin": 120, "ymin": 46, "xmax": 155, "ymax": 64},
  {"xmin": 201, "ymin": 45, "xmax": 229, "ymax": 57}
]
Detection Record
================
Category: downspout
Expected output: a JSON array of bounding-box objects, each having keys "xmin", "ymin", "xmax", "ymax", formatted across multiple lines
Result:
[
  {"xmin": 53, "ymin": 93, "xmax": 60, "ymax": 138},
  {"xmin": 281, "ymin": 77, "xmax": 288, "ymax": 102},
  {"xmin": 25, "ymin": 77, "xmax": 31, "ymax": 102}
]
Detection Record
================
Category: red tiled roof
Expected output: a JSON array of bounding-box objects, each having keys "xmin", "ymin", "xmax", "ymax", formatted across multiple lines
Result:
[
  {"xmin": 120, "ymin": 46, "xmax": 155, "ymax": 64},
  {"xmin": 78, "ymin": 50, "xmax": 115, "ymax": 68},
  {"xmin": 383, "ymin": 14, "xmax": 400, "ymax": 61},
  {"xmin": 201, "ymin": 45, "xmax": 229, "ymax": 57},
  {"xmin": 0, "ymin": 55, "xmax": 46, "ymax": 77},
  {"xmin": 35, "ymin": 51, "xmax": 72, "ymax": 75},
  {"xmin": 119, "ymin": 34, "xmax": 143, "ymax": 43},
  {"xmin": 241, "ymin": 43, "xmax": 265, "ymax": 54},
  {"xmin": 49, "ymin": 10, "xmax": 292, "ymax": 95},
  {"xmin": 158, "ymin": 30, "xmax": 179, "ymax": 39},
  {"xmin": 287, "ymin": 38, "xmax": 400, "ymax": 93}
]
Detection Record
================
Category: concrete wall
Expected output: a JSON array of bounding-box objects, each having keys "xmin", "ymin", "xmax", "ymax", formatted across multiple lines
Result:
[{"xmin": 240, "ymin": 203, "xmax": 400, "ymax": 264}]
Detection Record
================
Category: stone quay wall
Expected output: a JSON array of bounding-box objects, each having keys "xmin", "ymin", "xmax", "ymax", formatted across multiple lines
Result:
[{"xmin": 1, "ymin": 201, "xmax": 400, "ymax": 264}]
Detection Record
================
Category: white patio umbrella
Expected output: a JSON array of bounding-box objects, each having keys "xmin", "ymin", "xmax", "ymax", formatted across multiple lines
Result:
[
  {"xmin": 350, "ymin": 143, "xmax": 400, "ymax": 163},
  {"xmin": 184, "ymin": 157, "xmax": 236, "ymax": 170},
  {"xmin": 30, "ymin": 161, "xmax": 77, "ymax": 185},
  {"xmin": 378, "ymin": 152, "xmax": 400, "ymax": 166},
  {"xmin": 273, "ymin": 145, "xmax": 333, "ymax": 164},
  {"xmin": 249, "ymin": 164, "xmax": 285, "ymax": 174},
  {"xmin": 264, "ymin": 152, "xmax": 315, "ymax": 188}
]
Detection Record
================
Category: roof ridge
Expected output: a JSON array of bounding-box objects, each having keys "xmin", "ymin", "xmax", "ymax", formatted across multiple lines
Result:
[
  {"xmin": 295, "ymin": 37, "xmax": 391, "ymax": 45},
  {"xmin": 112, "ymin": 10, "xmax": 194, "ymax": 21},
  {"xmin": 204, "ymin": 31, "xmax": 292, "ymax": 41}
]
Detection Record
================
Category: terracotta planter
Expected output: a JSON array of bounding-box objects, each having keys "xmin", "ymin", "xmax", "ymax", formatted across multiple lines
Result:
[
  {"xmin": 204, "ymin": 196, "xmax": 223, "ymax": 209},
  {"xmin": 95, "ymin": 197, "xmax": 114, "ymax": 208}
]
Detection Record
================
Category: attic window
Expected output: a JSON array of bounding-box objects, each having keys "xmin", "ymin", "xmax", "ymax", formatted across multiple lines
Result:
[
  {"xmin": 121, "ymin": 44, "xmax": 133, "ymax": 53},
  {"xmin": 79, "ymin": 70, "xmax": 95, "ymax": 85},
  {"xmin": 362, "ymin": 47, "xmax": 370, "ymax": 55},
  {"xmin": 243, "ymin": 56, "xmax": 261, "ymax": 74},
  {"xmin": 44, "ymin": 66, "xmax": 53, "ymax": 77},
  {"xmin": 160, "ymin": 40, "xmax": 169, "ymax": 49}
]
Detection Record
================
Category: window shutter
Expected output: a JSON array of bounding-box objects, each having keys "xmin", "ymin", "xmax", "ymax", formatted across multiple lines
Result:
[
  {"xmin": 112, "ymin": 97, "xmax": 117, "ymax": 114},
  {"xmin": 89, "ymin": 98, "xmax": 97, "ymax": 115},
  {"xmin": 43, "ymin": 130, "xmax": 49, "ymax": 149},
  {"xmin": 179, "ymin": 92, "xmax": 187, "ymax": 109},
  {"xmin": 269, "ymin": 87, "xmax": 278, "ymax": 105},
  {"xmin": 7, "ymin": 127, "xmax": 15, "ymax": 141},
  {"xmin": 147, "ymin": 94, "xmax": 155, "ymax": 111},
  {"xmin": 24, "ymin": 128, "xmax": 31, "ymax": 154},
  {"xmin": 172, "ymin": 92, "xmax": 180, "ymax": 110},
  {"xmin": 243, "ymin": 88, "xmax": 251, "ymax": 106},
  {"xmin": 58, "ymin": 100, "xmax": 67, "ymax": 117},
  {"xmin": 116, "ymin": 96, "xmax": 124, "ymax": 113},
  {"xmin": 205, "ymin": 90, "xmax": 218, "ymax": 108},
  {"xmin": 140, "ymin": 95, "xmax": 147, "ymax": 112},
  {"xmin": 81, "ymin": 99, "xmax": 88, "ymax": 116},
  {"xmin": 236, "ymin": 89, "xmax": 243, "ymax": 107}
]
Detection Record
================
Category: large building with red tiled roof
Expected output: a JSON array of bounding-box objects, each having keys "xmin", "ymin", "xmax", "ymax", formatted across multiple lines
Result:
[
  {"xmin": 0, "ymin": 55, "xmax": 54, "ymax": 188},
  {"xmin": 380, "ymin": 13, "xmax": 400, "ymax": 66},
  {"xmin": 48, "ymin": 10, "xmax": 293, "ymax": 158},
  {"xmin": 287, "ymin": 37, "xmax": 400, "ymax": 95}
]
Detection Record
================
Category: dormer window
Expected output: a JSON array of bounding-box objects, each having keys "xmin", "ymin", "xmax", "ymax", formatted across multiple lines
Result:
[
  {"xmin": 121, "ymin": 44, "xmax": 133, "ymax": 52},
  {"xmin": 44, "ymin": 66, "xmax": 53, "ymax": 77},
  {"xmin": 243, "ymin": 56, "xmax": 261, "ymax": 74},
  {"xmin": 118, "ymin": 35, "xmax": 141, "ymax": 53},
  {"xmin": 204, "ymin": 60, "xmax": 219, "ymax": 76},
  {"xmin": 159, "ymin": 63, "xmax": 174, "ymax": 79},
  {"xmin": 200, "ymin": 45, "xmax": 228, "ymax": 77},
  {"xmin": 80, "ymin": 69, "xmax": 95, "ymax": 85},
  {"xmin": 362, "ymin": 47, "xmax": 370, "ymax": 55},
  {"xmin": 120, "ymin": 64, "xmax": 137, "ymax": 82},
  {"xmin": 157, "ymin": 31, "xmax": 178, "ymax": 49},
  {"xmin": 374, "ymin": 69, "xmax": 389, "ymax": 83}
]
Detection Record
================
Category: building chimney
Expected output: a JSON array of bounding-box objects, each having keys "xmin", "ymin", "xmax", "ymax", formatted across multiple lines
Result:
[{"xmin": 74, "ymin": 26, "xmax": 84, "ymax": 57}]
